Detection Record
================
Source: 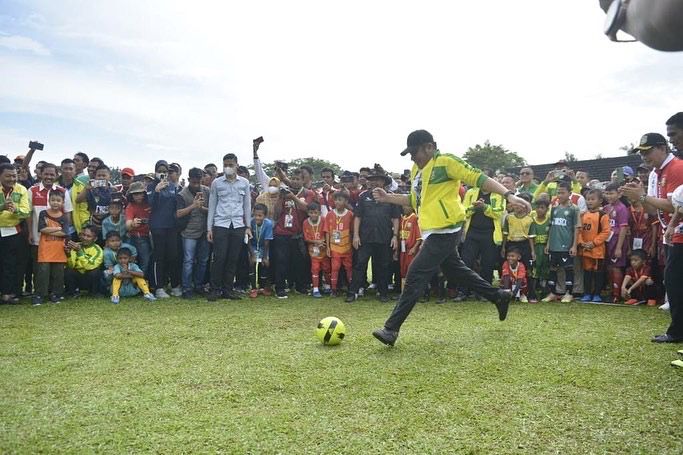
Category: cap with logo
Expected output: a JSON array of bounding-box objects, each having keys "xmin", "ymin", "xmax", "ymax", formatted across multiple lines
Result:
[
  {"xmin": 633, "ymin": 133, "xmax": 668, "ymax": 152},
  {"xmin": 401, "ymin": 130, "xmax": 435, "ymax": 156}
]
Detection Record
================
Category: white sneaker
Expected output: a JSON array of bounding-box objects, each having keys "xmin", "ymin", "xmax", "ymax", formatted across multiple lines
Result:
[
  {"xmin": 561, "ymin": 293, "xmax": 573, "ymax": 303},
  {"xmin": 358, "ymin": 287, "xmax": 365, "ymax": 297},
  {"xmin": 659, "ymin": 301, "xmax": 670, "ymax": 311},
  {"xmin": 155, "ymin": 288, "xmax": 170, "ymax": 299},
  {"xmin": 170, "ymin": 287, "xmax": 182, "ymax": 297},
  {"xmin": 368, "ymin": 283, "xmax": 376, "ymax": 290},
  {"xmin": 519, "ymin": 295, "xmax": 529, "ymax": 303},
  {"xmin": 542, "ymin": 293, "xmax": 557, "ymax": 302}
]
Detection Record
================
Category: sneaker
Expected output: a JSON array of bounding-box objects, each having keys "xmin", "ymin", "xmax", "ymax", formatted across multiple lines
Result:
[
  {"xmin": 49, "ymin": 294, "xmax": 62, "ymax": 303},
  {"xmin": 581, "ymin": 294, "xmax": 593, "ymax": 302},
  {"xmin": 646, "ymin": 299, "xmax": 657, "ymax": 307},
  {"xmin": 528, "ymin": 298, "xmax": 538, "ymax": 303},
  {"xmin": 368, "ymin": 283, "xmax": 377, "ymax": 290},
  {"xmin": 182, "ymin": 291, "xmax": 194, "ymax": 300},
  {"xmin": 249, "ymin": 289, "xmax": 259, "ymax": 298},
  {"xmin": 276, "ymin": 290, "xmax": 288, "ymax": 299},
  {"xmin": 222, "ymin": 290, "xmax": 243, "ymax": 300},
  {"xmin": 561, "ymin": 293, "xmax": 573, "ymax": 303},
  {"xmin": 170, "ymin": 287, "xmax": 183, "ymax": 297},
  {"xmin": 345, "ymin": 293, "xmax": 356, "ymax": 303},
  {"xmin": 357, "ymin": 287, "xmax": 365, "ymax": 297},
  {"xmin": 372, "ymin": 327, "xmax": 399, "ymax": 346},
  {"xmin": 322, "ymin": 287, "xmax": 332, "ymax": 295},
  {"xmin": 625, "ymin": 298, "xmax": 639, "ymax": 305},
  {"xmin": 144, "ymin": 293, "xmax": 158, "ymax": 301},
  {"xmin": 312, "ymin": 290, "xmax": 322, "ymax": 298},
  {"xmin": 542, "ymin": 293, "xmax": 558, "ymax": 302},
  {"xmin": 519, "ymin": 295, "xmax": 528, "ymax": 303},
  {"xmin": 671, "ymin": 359, "xmax": 683, "ymax": 368},
  {"xmin": 155, "ymin": 288, "xmax": 170, "ymax": 299},
  {"xmin": 31, "ymin": 295, "xmax": 42, "ymax": 306},
  {"xmin": 651, "ymin": 334, "xmax": 683, "ymax": 343},
  {"xmin": 261, "ymin": 287, "xmax": 273, "ymax": 297},
  {"xmin": 111, "ymin": 295, "xmax": 120, "ymax": 304},
  {"xmin": 659, "ymin": 302, "xmax": 670, "ymax": 311},
  {"xmin": 494, "ymin": 290, "xmax": 512, "ymax": 321},
  {"xmin": 592, "ymin": 295, "xmax": 603, "ymax": 303}
]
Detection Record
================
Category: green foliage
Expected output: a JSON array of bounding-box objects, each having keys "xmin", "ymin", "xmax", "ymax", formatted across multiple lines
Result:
[
  {"xmin": 564, "ymin": 151, "xmax": 578, "ymax": 162},
  {"xmin": 110, "ymin": 167, "xmax": 122, "ymax": 185},
  {"xmin": 1, "ymin": 297, "xmax": 680, "ymax": 453},
  {"xmin": 463, "ymin": 141, "xmax": 526, "ymax": 173},
  {"xmin": 251, "ymin": 157, "xmax": 344, "ymax": 179}
]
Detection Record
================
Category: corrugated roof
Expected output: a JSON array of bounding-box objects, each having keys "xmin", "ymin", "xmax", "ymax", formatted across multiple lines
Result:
[{"xmin": 508, "ymin": 155, "xmax": 645, "ymax": 182}]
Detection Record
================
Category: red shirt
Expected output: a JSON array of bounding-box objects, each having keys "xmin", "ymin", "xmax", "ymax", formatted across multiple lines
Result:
[
  {"xmin": 125, "ymin": 202, "xmax": 151, "ymax": 236},
  {"xmin": 625, "ymin": 264, "xmax": 651, "ymax": 280},
  {"xmin": 400, "ymin": 213, "xmax": 421, "ymax": 251},
  {"xmin": 648, "ymin": 155, "xmax": 683, "ymax": 244},
  {"xmin": 274, "ymin": 189, "xmax": 318, "ymax": 236},
  {"xmin": 303, "ymin": 217, "xmax": 328, "ymax": 259},
  {"xmin": 628, "ymin": 206, "xmax": 657, "ymax": 254}
]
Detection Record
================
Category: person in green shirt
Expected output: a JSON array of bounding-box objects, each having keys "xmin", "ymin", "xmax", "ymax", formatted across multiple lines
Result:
[
  {"xmin": 516, "ymin": 167, "xmax": 538, "ymax": 198},
  {"xmin": 542, "ymin": 180, "xmax": 581, "ymax": 303},
  {"xmin": 528, "ymin": 198, "xmax": 551, "ymax": 302}
]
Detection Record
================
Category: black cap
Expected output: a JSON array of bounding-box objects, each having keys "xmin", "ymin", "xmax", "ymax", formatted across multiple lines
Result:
[
  {"xmin": 633, "ymin": 133, "xmax": 668, "ymax": 152},
  {"xmin": 401, "ymin": 130, "xmax": 435, "ymax": 156}
]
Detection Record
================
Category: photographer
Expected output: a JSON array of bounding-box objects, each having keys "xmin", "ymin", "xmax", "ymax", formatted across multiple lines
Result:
[{"xmin": 533, "ymin": 159, "xmax": 583, "ymax": 201}]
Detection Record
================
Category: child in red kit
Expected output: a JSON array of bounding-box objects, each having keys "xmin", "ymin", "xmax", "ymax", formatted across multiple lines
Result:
[
  {"xmin": 622, "ymin": 249, "xmax": 657, "ymax": 306},
  {"xmin": 399, "ymin": 206, "xmax": 422, "ymax": 281},
  {"xmin": 325, "ymin": 192, "xmax": 353, "ymax": 296},
  {"xmin": 500, "ymin": 248, "xmax": 528, "ymax": 302},
  {"xmin": 303, "ymin": 202, "xmax": 330, "ymax": 298}
]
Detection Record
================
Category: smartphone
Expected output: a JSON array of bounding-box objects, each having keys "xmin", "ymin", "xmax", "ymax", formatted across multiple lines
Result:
[
  {"xmin": 615, "ymin": 166, "xmax": 625, "ymax": 185},
  {"xmin": 253, "ymin": 136, "xmax": 264, "ymax": 145},
  {"xmin": 28, "ymin": 141, "xmax": 44, "ymax": 151},
  {"xmin": 159, "ymin": 173, "xmax": 168, "ymax": 181},
  {"xmin": 91, "ymin": 179, "xmax": 106, "ymax": 188}
]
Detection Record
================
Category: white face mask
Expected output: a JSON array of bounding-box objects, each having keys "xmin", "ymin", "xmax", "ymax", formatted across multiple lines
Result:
[
  {"xmin": 267, "ymin": 186, "xmax": 279, "ymax": 194},
  {"xmin": 224, "ymin": 166, "xmax": 236, "ymax": 176}
]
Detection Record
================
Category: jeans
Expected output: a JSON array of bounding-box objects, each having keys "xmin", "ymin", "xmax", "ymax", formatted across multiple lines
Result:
[
  {"xmin": 210, "ymin": 226, "xmax": 245, "ymax": 292},
  {"xmin": 129, "ymin": 235, "xmax": 152, "ymax": 281},
  {"xmin": 385, "ymin": 231, "xmax": 500, "ymax": 332},
  {"xmin": 182, "ymin": 235, "xmax": 210, "ymax": 292}
]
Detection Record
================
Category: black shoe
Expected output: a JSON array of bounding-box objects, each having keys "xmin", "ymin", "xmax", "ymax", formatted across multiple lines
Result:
[
  {"xmin": 379, "ymin": 294, "xmax": 390, "ymax": 303},
  {"xmin": 49, "ymin": 294, "xmax": 61, "ymax": 303},
  {"xmin": 651, "ymin": 334, "xmax": 683, "ymax": 343},
  {"xmin": 222, "ymin": 290, "xmax": 242, "ymax": 300},
  {"xmin": 372, "ymin": 327, "xmax": 399, "ymax": 346},
  {"xmin": 182, "ymin": 291, "xmax": 194, "ymax": 300},
  {"xmin": 207, "ymin": 291, "xmax": 221, "ymax": 302},
  {"xmin": 494, "ymin": 290, "xmax": 512, "ymax": 321},
  {"xmin": 345, "ymin": 293, "xmax": 356, "ymax": 303},
  {"xmin": 31, "ymin": 295, "xmax": 43, "ymax": 306},
  {"xmin": 276, "ymin": 290, "xmax": 288, "ymax": 299}
]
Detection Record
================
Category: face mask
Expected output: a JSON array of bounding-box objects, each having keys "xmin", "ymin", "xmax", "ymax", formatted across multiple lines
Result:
[
  {"xmin": 224, "ymin": 166, "xmax": 236, "ymax": 176},
  {"xmin": 267, "ymin": 186, "xmax": 279, "ymax": 194}
]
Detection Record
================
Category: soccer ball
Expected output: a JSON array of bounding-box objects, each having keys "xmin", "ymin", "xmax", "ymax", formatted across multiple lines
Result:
[{"xmin": 315, "ymin": 317, "xmax": 346, "ymax": 346}]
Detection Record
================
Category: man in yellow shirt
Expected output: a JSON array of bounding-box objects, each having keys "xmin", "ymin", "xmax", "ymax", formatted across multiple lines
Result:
[
  {"xmin": 0, "ymin": 163, "xmax": 31, "ymax": 303},
  {"xmin": 371, "ymin": 130, "xmax": 531, "ymax": 346}
]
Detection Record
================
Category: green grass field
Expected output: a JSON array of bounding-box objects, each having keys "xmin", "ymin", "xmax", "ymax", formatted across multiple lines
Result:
[{"xmin": 1, "ymin": 295, "xmax": 682, "ymax": 454}]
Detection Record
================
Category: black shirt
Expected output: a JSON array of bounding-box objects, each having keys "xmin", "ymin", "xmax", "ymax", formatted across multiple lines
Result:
[
  {"xmin": 355, "ymin": 189, "xmax": 402, "ymax": 244},
  {"xmin": 469, "ymin": 192, "xmax": 494, "ymax": 231}
]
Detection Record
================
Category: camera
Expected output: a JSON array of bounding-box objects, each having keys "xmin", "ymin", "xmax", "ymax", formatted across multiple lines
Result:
[
  {"xmin": 91, "ymin": 179, "xmax": 107, "ymax": 188},
  {"xmin": 279, "ymin": 186, "xmax": 290, "ymax": 196},
  {"xmin": 28, "ymin": 141, "xmax": 44, "ymax": 151},
  {"xmin": 253, "ymin": 136, "xmax": 264, "ymax": 145},
  {"xmin": 313, "ymin": 180, "xmax": 325, "ymax": 189},
  {"xmin": 274, "ymin": 161, "xmax": 289, "ymax": 171},
  {"xmin": 159, "ymin": 173, "xmax": 168, "ymax": 181}
]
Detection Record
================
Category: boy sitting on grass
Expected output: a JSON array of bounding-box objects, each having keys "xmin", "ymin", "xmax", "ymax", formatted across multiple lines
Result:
[
  {"xmin": 500, "ymin": 247, "xmax": 528, "ymax": 302},
  {"xmin": 103, "ymin": 230, "xmax": 138, "ymax": 289},
  {"xmin": 111, "ymin": 247, "xmax": 156, "ymax": 304},
  {"xmin": 621, "ymin": 249, "xmax": 657, "ymax": 306},
  {"xmin": 65, "ymin": 225, "xmax": 104, "ymax": 298}
]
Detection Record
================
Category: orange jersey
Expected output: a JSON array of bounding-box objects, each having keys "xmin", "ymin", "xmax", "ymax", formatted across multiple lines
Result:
[
  {"xmin": 400, "ymin": 213, "xmax": 421, "ymax": 251},
  {"xmin": 502, "ymin": 261, "xmax": 527, "ymax": 281},
  {"xmin": 303, "ymin": 217, "xmax": 328, "ymax": 259},
  {"xmin": 578, "ymin": 210, "xmax": 611, "ymax": 259},
  {"xmin": 325, "ymin": 209, "xmax": 354, "ymax": 257}
]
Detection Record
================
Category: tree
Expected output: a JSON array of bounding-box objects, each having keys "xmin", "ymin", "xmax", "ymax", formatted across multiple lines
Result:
[
  {"xmin": 564, "ymin": 151, "xmax": 578, "ymax": 162},
  {"xmin": 462, "ymin": 141, "xmax": 526, "ymax": 174},
  {"xmin": 619, "ymin": 143, "xmax": 636, "ymax": 155},
  {"xmin": 110, "ymin": 167, "xmax": 122, "ymax": 185},
  {"xmin": 250, "ymin": 157, "xmax": 344, "ymax": 181}
]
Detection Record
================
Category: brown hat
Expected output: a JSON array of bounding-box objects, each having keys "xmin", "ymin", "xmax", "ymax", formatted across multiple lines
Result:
[{"xmin": 127, "ymin": 181, "xmax": 147, "ymax": 194}]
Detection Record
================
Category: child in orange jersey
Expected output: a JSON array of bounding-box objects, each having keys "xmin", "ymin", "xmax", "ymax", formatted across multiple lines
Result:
[
  {"xmin": 33, "ymin": 189, "xmax": 69, "ymax": 306},
  {"xmin": 303, "ymin": 202, "xmax": 330, "ymax": 298},
  {"xmin": 500, "ymin": 248, "xmax": 527, "ymax": 301},
  {"xmin": 578, "ymin": 189, "xmax": 611, "ymax": 303},
  {"xmin": 399, "ymin": 206, "xmax": 422, "ymax": 281},
  {"xmin": 325, "ymin": 192, "xmax": 354, "ymax": 296}
]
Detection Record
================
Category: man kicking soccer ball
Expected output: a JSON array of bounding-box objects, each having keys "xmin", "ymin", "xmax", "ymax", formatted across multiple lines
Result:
[{"xmin": 371, "ymin": 130, "xmax": 532, "ymax": 346}]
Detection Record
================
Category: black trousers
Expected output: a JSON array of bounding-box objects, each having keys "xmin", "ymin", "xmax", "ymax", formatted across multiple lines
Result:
[
  {"xmin": 349, "ymin": 242, "xmax": 391, "ymax": 297},
  {"xmin": 235, "ymin": 243, "xmax": 250, "ymax": 290},
  {"xmin": 665, "ymin": 244, "xmax": 683, "ymax": 339},
  {"xmin": 272, "ymin": 235, "xmax": 306, "ymax": 293},
  {"xmin": 65, "ymin": 268, "xmax": 102, "ymax": 295},
  {"xmin": 461, "ymin": 229, "xmax": 498, "ymax": 285},
  {"xmin": 151, "ymin": 228, "xmax": 180, "ymax": 289},
  {"xmin": 385, "ymin": 231, "xmax": 500, "ymax": 332},
  {"xmin": 0, "ymin": 232, "xmax": 21, "ymax": 296},
  {"xmin": 210, "ymin": 226, "xmax": 245, "ymax": 292}
]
